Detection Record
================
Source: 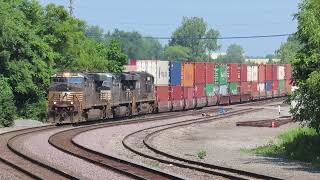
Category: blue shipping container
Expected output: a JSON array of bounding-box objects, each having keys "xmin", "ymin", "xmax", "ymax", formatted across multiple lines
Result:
[
  {"xmin": 265, "ymin": 81, "xmax": 272, "ymax": 91},
  {"xmin": 169, "ymin": 61, "xmax": 181, "ymax": 86}
]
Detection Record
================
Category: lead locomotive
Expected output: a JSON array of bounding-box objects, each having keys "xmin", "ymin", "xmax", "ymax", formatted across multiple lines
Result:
[{"xmin": 48, "ymin": 72, "xmax": 156, "ymax": 124}]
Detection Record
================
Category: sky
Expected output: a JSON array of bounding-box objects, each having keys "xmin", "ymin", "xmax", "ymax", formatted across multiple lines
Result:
[{"xmin": 39, "ymin": 0, "xmax": 300, "ymax": 57}]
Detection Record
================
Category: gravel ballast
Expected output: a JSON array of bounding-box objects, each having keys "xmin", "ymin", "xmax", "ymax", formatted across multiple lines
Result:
[
  {"xmin": 149, "ymin": 105, "xmax": 320, "ymax": 180},
  {"xmin": 10, "ymin": 127, "xmax": 130, "ymax": 180}
]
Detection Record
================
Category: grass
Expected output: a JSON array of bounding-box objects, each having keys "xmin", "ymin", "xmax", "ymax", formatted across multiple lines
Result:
[
  {"xmin": 249, "ymin": 127, "xmax": 320, "ymax": 166},
  {"xmin": 197, "ymin": 149, "xmax": 207, "ymax": 160}
]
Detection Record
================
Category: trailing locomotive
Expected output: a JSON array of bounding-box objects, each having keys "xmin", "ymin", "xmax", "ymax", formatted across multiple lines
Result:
[{"xmin": 48, "ymin": 72, "xmax": 156, "ymax": 124}]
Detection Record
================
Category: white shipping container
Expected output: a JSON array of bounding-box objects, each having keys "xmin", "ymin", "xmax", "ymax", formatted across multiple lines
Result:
[
  {"xmin": 219, "ymin": 85, "xmax": 228, "ymax": 96},
  {"xmin": 277, "ymin": 66, "xmax": 285, "ymax": 80},
  {"xmin": 136, "ymin": 60, "xmax": 147, "ymax": 72},
  {"xmin": 251, "ymin": 66, "xmax": 258, "ymax": 81},
  {"xmin": 247, "ymin": 66, "xmax": 252, "ymax": 81},
  {"xmin": 123, "ymin": 65, "xmax": 137, "ymax": 72},
  {"xmin": 258, "ymin": 83, "xmax": 265, "ymax": 92},
  {"xmin": 156, "ymin": 60, "xmax": 169, "ymax": 85},
  {"xmin": 146, "ymin": 60, "xmax": 157, "ymax": 81}
]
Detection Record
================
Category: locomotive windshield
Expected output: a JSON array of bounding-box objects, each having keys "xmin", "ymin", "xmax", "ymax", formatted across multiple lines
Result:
[{"xmin": 52, "ymin": 77, "xmax": 83, "ymax": 84}]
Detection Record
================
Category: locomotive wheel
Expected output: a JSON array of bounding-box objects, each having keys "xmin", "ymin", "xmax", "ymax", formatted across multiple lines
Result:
[{"xmin": 148, "ymin": 105, "xmax": 153, "ymax": 114}]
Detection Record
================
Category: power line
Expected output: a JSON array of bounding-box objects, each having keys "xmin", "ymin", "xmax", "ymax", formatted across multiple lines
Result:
[{"xmin": 129, "ymin": 33, "xmax": 293, "ymax": 40}]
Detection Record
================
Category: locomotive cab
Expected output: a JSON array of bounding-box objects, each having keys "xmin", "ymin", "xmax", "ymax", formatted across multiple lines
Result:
[{"xmin": 48, "ymin": 73, "xmax": 85, "ymax": 123}]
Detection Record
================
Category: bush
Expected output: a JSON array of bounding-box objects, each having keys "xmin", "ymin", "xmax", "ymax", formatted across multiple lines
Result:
[
  {"xmin": 197, "ymin": 149, "xmax": 207, "ymax": 160},
  {"xmin": 252, "ymin": 128, "xmax": 320, "ymax": 165},
  {"xmin": 0, "ymin": 77, "xmax": 16, "ymax": 127}
]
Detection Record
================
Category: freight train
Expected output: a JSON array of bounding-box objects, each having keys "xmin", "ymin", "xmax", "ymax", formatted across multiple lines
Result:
[{"xmin": 48, "ymin": 61, "xmax": 292, "ymax": 124}]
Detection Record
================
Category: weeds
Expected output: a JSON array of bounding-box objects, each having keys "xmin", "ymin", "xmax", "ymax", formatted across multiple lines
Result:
[
  {"xmin": 251, "ymin": 128, "xmax": 320, "ymax": 166},
  {"xmin": 197, "ymin": 149, "xmax": 207, "ymax": 160}
]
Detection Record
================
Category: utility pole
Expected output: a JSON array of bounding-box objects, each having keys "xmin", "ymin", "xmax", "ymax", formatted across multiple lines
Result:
[{"xmin": 68, "ymin": 0, "xmax": 74, "ymax": 17}]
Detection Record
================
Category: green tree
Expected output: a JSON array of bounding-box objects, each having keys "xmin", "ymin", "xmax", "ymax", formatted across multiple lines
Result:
[
  {"xmin": 85, "ymin": 25, "xmax": 104, "ymax": 42},
  {"xmin": 205, "ymin": 29, "xmax": 220, "ymax": 60},
  {"xmin": 276, "ymin": 35, "xmax": 302, "ymax": 64},
  {"xmin": 0, "ymin": 76, "xmax": 16, "ymax": 127},
  {"xmin": 169, "ymin": 17, "xmax": 219, "ymax": 60},
  {"xmin": 140, "ymin": 37, "xmax": 163, "ymax": 59},
  {"xmin": 291, "ymin": 0, "xmax": 320, "ymax": 132},
  {"xmin": 161, "ymin": 45, "xmax": 190, "ymax": 60},
  {"xmin": 216, "ymin": 44, "xmax": 245, "ymax": 63}
]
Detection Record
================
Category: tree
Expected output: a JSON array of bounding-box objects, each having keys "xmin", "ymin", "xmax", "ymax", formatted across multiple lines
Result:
[
  {"xmin": 169, "ymin": 17, "xmax": 219, "ymax": 60},
  {"xmin": 205, "ymin": 29, "xmax": 220, "ymax": 60},
  {"xmin": 275, "ymin": 35, "xmax": 302, "ymax": 64},
  {"xmin": 140, "ymin": 37, "xmax": 163, "ymax": 59},
  {"xmin": 0, "ymin": 76, "xmax": 16, "ymax": 127},
  {"xmin": 291, "ymin": 0, "xmax": 320, "ymax": 132},
  {"xmin": 0, "ymin": 0, "xmax": 127, "ymax": 122},
  {"xmin": 161, "ymin": 45, "xmax": 190, "ymax": 60},
  {"xmin": 85, "ymin": 25, "xmax": 104, "ymax": 42},
  {"xmin": 216, "ymin": 44, "xmax": 245, "ymax": 63}
]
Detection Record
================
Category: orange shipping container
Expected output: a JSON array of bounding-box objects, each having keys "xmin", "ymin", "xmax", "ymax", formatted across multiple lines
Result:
[{"xmin": 181, "ymin": 62, "xmax": 194, "ymax": 87}]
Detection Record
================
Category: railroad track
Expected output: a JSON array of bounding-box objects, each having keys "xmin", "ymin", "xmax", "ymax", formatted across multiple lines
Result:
[
  {"xmin": 0, "ymin": 125, "xmax": 76, "ymax": 180},
  {"xmin": 122, "ymin": 108, "xmax": 282, "ymax": 180}
]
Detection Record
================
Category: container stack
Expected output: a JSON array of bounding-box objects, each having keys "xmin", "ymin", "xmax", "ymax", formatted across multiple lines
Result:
[
  {"xmin": 272, "ymin": 64, "xmax": 279, "ymax": 97},
  {"xmin": 194, "ymin": 63, "xmax": 207, "ymax": 108},
  {"xmin": 284, "ymin": 64, "xmax": 292, "ymax": 95},
  {"xmin": 265, "ymin": 64, "xmax": 273, "ymax": 98},
  {"xmin": 215, "ymin": 64, "xmax": 229, "ymax": 104},
  {"xmin": 137, "ymin": 60, "xmax": 171, "ymax": 112},
  {"xmin": 258, "ymin": 64, "xmax": 266, "ymax": 99},
  {"xmin": 227, "ymin": 63, "xmax": 241, "ymax": 103},
  {"xmin": 205, "ymin": 63, "xmax": 218, "ymax": 106},
  {"xmin": 278, "ymin": 65, "xmax": 285, "ymax": 96},
  {"xmin": 169, "ymin": 61, "xmax": 184, "ymax": 111},
  {"xmin": 239, "ymin": 64, "xmax": 250, "ymax": 102},
  {"xmin": 182, "ymin": 62, "xmax": 195, "ymax": 109},
  {"xmin": 250, "ymin": 65, "xmax": 259, "ymax": 100}
]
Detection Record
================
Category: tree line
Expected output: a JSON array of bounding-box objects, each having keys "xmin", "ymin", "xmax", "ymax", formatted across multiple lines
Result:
[{"xmin": 0, "ymin": 0, "xmax": 127, "ymax": 126}]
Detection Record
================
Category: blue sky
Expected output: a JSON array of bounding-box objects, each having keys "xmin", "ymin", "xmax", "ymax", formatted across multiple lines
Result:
[{"xmin": 39, "ymin": 0, "xmax": 300, "ymax": 56}]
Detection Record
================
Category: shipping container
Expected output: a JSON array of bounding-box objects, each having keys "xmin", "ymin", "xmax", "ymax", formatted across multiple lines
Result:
[
  {"xmin": 136, "ymin": 60, "xmax": 147, "ymax": 72},
  {"xmin": 240, "ymin": 82, "xmax": 251, "ymax": 102},
  {"xmin": 277, "ymin": 65, "xmax": 285, "ymax": 80},
  {"xmin": 181, "ymin": 62, "xmax": 195, "ymax": 87},
  {"xmin": 146, "ymin": 60, "xmax": 157, "ymax": 80},
  {"xmin": 247, "ymin": 66, "xmax": 252, "ymax": 81},
  {"xmin": 229, "ymin": 82, "xmax": 241, "ymax": 103},
  {"xmin": 227, "ymin": 63, "xmax": 241, "ymax": 82},
  {"xmin": 272, "ymin": 64, "xmax": 278, "ymax": 81},
  {"xmin": 219, "ymin": 84, "xmax": 228, "ymax": 96},
  {"xmin": 272, "ymin": 80, "xmax": 279, "ymax": 97},
  {"xmin": 265, "ymin": 80, "xmax": 273, "ymax": 98},
  {"xmin": 195, "ymin": 84, "xmax": 206, "ymax": 108},
  {"xmin": 285, "ymin": 64, "xmax": 292, "ymax": 80},
  {"xmin": 240, "ymin": 64, "xmax": 247, "ymax": 82},
  {"xmin": 205, "ymin": 83, "xmax": 218, "ymax": 106},
  {"xmin": 205, "ymin": 63, "xmax": 214, "ymax": 83},
  {"xmin": 279, "ymin": 80, "xmax": 285, "ymax": 96},
  {"xmin": 169, "ymin": 61, "xmax": 181, "ymax": 86},
  {"xmin": 156, "ymin": 60, "xmax": 169, "ymax": 85},
  {"xmin": 129, "ymin": 59, "xmax": 137, "ymax": 65},
  {"xmin": 214, "ymin": 64, "xmax": 227, "ymax": 84},
  {"xmin": 183, "ymin": 87, "xmax": 196, "ymax": 109},
  {"xmin": 169, "ymin": 85, "xmax": 184, "ymax": 111},
  {"xmin": 194, "ymin": 63, "xmax": 206, "ymax": 84},
  {"xmin": 155, "ymin": 86, "xmax": 171, "ymax": 112},
  {"xmin": 285, "ymin": 80, "xmax": 292, "ymax": 94},
  {"xmin": 251, "ymin": 65, "xmax": 258, "ymax": 82},
  {"xmin": 123, "ymin": 65, "xmax": 137, "ymax": 72},
  {"xmin": 265, "ymin": 64, "xmax": 273, "ymax": 81},
  {"xmin": 258, "ymin": 82, "xmax": 266, "ymax": 99},
  {"xmin": 251, "ymin": 82, "xmax": 259, "ymax": 100},
  {"xmin": 258, "ymin": 64, "xmax": 266, "ymax": 82}
]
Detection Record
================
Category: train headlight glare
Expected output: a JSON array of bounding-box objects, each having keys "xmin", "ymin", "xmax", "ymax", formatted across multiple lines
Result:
[
  {"xmin": 70, "ymin": 101, "xmax": 74, "ymax": 105},
  {"xmin": 53, "ymin": 101, "xmax": 57, "ymax": 105}
]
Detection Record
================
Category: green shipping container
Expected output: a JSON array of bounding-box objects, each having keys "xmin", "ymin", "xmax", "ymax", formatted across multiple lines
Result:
[
  {"xmin": 205, "ymin": 84, "xmax": 218, "ymax": 96},
  {"xmin": 229, "ymin": 82, "xmax": 239, "ymax": 95},
  {"xmin": 214, "ymin": 65, "xmax": 227, "ymax": 84},
  {"xmin": 279, "ymin": 80, "xmax": 285, "ymax": 91}
]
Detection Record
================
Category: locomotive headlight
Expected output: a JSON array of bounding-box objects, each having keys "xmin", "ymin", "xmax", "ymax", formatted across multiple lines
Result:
[
  {"xmin": 53, "ymin": 101, "xmax": 57, "ymax": 105},
  {"xmin": 70, "ymin": 101, "xmax": 74, "ymax": 105}
]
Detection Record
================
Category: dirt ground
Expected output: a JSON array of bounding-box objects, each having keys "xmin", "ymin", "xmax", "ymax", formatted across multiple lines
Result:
[{"xmin": 150, "ymin": 104, "xmax": 320, "ymax": 180}]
